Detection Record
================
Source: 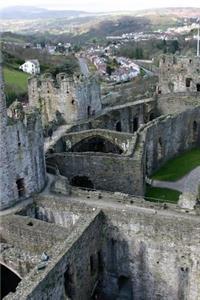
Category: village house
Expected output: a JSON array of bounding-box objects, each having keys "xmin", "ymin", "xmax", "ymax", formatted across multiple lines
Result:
[{"xmin": 19, "ymin": 59, "xmax": 40, "ymax": 75}]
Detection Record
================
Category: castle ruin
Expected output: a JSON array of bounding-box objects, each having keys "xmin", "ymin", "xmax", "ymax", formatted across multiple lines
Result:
[
  {"xmin": 0, "ymin": 65, "xmax": 46, "ymax": 210},
  {"xmin": 28, "ymin": 73, "xmax": 102, "ymax": 127},
  {"xmin": 1, "ymin": 54, "xmax": 200, "ymax": 300}
]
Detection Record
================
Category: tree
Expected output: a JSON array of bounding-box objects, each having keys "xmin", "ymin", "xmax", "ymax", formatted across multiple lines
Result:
[{"xmin": 169, "ymin": 40, "xmax": 180, "ymax": 54}]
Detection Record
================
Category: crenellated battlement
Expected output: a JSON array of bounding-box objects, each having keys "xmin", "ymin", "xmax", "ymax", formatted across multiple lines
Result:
[
  {"xmin": 158, "ymin": 55, "xmax": 200, "ymax": 94},
  {"xmin": 28, "ymin": 72, "xmax": 102, "ymax": 126}
]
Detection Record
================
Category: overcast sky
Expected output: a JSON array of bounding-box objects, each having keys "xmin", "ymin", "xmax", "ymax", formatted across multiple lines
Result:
[{"xmin": 1, "ymin": 0, "xmax": 200, "ymax": 11}]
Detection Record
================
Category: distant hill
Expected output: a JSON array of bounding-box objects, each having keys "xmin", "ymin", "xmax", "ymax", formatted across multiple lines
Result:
[
  {"xmin": 0, "ymin": 6, "xmax": 199, "ymax": 42},
  {"xmin": 0, "ymin": 6, "xmax": 93, "ymax": 20},
  {"xmin": 133, "ymin": 7, "xmax": 200, "ymax": 18}
]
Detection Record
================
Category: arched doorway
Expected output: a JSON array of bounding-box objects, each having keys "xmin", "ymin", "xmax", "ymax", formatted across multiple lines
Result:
[
  {"xmin": 70, "ymin": 176, "xmax": 94, "ymax": 190},
  {"xmin": 149, "ymin": 113, "xmax": 154, "ymax": 121},
  {"xmin": 70, "ymin": 136, "xmax": 123, "ymax": 154},
  {"xmin": 116, "ymin": 121, "xmax": 122, "ymax": 132},
  {"xmin": 133, "ymin": 117, "xmax": 138, "ymax": 132},
  {"xmin": 0, "ymin": 264, "xmax": 21, "ymax": 299},
  {"xmin": 157, "ymin": 137, "xmax": 163, "ymax": 160},
  {"xmin": 87, "ymin": 106, "xmax": 91, "ymax": 117}
]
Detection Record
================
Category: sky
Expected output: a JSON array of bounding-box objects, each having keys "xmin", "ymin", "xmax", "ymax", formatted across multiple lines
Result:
[{"xmin": 0, "ymin": 0, "xmax": 200, "ymax": 12}]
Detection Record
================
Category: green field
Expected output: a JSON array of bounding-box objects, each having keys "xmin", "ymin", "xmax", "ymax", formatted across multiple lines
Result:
[
  {"xmin": 3, "ymin": 67, "xmax": 29, "ymax": 92},
  {"xmin": 151, "ymin": 148, "xmax": 200, "ymax": 181},
  {"xmin": 145, "ymin": 185, "xmax": 181, "ymax": 204},
  {"xmin": 3, "ymin": 67, "xmax": 29, "ymax": 106}
]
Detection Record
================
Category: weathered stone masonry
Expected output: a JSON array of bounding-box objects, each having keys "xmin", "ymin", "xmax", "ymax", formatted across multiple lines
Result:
[
  {"xmin": 28, "ymin": 73, "xmax": 102, "ymax": 126},
  {"xmin": 0, "ymin": 66, "xmax": 46, "ymax": 210}
]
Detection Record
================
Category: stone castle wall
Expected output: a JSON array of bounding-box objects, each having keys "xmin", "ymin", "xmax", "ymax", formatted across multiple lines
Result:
[
  {"xmin": 4, "ymin": 201, "xmax": 200, "ymax": 300},
  {"xmin": 28, "ymin": 73, "xmax": 102, "ymax": 126},
  {"xmin": 0, "ymin": 66, "xmax": 46, "ymax": 210},
  {"xmin": 4, "ymin": 210, "xmax": 104, "ymax": 300},
  {"xmin": 102, "ymin": 208, "xmax": 200, "ymax": 300},
  {"xmin": 0, "ymin": 108, "xmax": 46, "ymax": 210},
  {"xmin": 48, "ymin": 106, "xmax": 200, "ymax": 196},
  {"xmin": 158, "ymin": 55, "xmax": 200, "ymax": 94},
  {"xmin": 157, "ymin": 93, "xmax": 200, "ymax": 115},
  {"xmin": 69, "ymin": 98, "xmax": 156, "ymax": 134},
  {"xmin": 47, "ymin": 152, "xmax": 143, "ymax": 195},
  {"xmin": 143, "ymin": 106, "xmax": 200, "ymax": 176}
]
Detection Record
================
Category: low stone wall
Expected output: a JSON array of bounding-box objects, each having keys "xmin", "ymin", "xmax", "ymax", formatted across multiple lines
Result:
[
  {"xmin": 1, "ymin": 214, "xmax": 69, "ymax": 254},
  {"xmin": 157, "ymin": 93, "xmax": 200, "ymax": 115},
  {"xmin": 47, "ymin": 152, "xmax": 143, "ymax": 195}
]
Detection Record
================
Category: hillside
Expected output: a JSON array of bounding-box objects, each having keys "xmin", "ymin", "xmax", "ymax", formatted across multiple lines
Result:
[
  {"xmin": 0, "ymin": 6, "xmax": 92, "ymax": 20},
  {"xmin": 0, "ymin": 7, "xmax": 199, "ymax": 45}
]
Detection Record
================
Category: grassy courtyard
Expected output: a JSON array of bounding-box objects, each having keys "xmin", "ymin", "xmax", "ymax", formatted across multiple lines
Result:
[
  {"xmin": 145, "ymin": 185, "xmax": 181, "ymax": 204},
  {"xmin": 151, "ymin": 148, "xmax": 200, "ymax": 181}
]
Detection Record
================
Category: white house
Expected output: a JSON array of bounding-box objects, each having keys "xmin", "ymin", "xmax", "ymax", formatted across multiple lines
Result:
[{"xmin": 19, "ymin": 60, "xmax": 40, "ymax": 75}]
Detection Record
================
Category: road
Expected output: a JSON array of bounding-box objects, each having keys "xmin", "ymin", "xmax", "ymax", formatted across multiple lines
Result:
[{"xmin": 78, "ymin": 57, "xmax": 90, "ymax": 77}]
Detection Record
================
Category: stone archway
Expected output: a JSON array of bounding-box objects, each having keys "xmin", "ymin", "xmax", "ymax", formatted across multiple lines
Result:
[
  {"xmin": 69, "ymin": 136, "xmax": 123, "ymax": 154},
  {"xmin": 70, "ymin": 176, "xmax": 94, "ymax": 189},
  {"xmin": 0, "ymin": 263, "xmax": 21, "ymax": 299},
  {"xmin": 116, "ymin": 121, "xmax": 122, "ymax": 132}
]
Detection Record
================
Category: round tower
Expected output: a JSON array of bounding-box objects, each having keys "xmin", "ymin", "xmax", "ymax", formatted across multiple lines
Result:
[{"xmin": 0, "ymin": 63, "xmax": 15, "ymax": 209}]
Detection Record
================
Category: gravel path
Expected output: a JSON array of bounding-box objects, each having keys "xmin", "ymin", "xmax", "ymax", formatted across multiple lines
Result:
[{"xmin": 151, "ymin": 166, "xmax": 200, "ymax": 194}]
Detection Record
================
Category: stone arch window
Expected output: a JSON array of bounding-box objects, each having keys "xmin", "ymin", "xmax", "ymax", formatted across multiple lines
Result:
[
  {"xmin": 186, "ymin": 78, "xmax": 192, "ymax": 88},
  {"xmin": 116, "ymin": 121, "xmax": 122, "ymax": 132},
  {"xmin": 0, "ymin": 264, "xmax": 21, "ymax": 299},
  {"xmin": 71, "ymin": 99, "xmax": 75, "ymax": 105},
  {"xmin": 87, "ymin": 105, "xmax": 91, "ymax": 117},
  {"xmin": 196, "ymin": 83, "xmax": 200, "ymax": 92},
  {"xmin": 118, "ymin": 275, "xmax": 130, "ymax": 291},
  {"xmin": 16, "ymin": 178, "xmax": 25, "ymax": 198},
  {"xmin": 192, "ymin": 120, "xmax": 198, "ymax": 142},
  {"xmin": 133, "ymin": 117, "xmax": 138, "ymax": 132},
  {"xmin": 157, "ymin": 137, "xmax": 163, "ymax": 160},
  {"xmin": 149, "ymin": 112, "xmax": 154, "ymax": 121},
  {"xmin": 64, "ymin": 265, "xmax": 75, "ymax": 299},
  {"xmin": 189, "ymin": 59, "xmax": 192, "ymax": 64},
  {"xmin": 90, "ymin": 255, "xmax": 95, "ymax": 275},
  {"xmin": 157, "ymin": 87, "xmax": 162, "ymax": 95},
  {"xmin": 17, "ymin": 130, "xmax": 21, "ymax": 147},
  {"xmin": 168, "ymin": 81, "xmax": 174, "ymax": 92}
]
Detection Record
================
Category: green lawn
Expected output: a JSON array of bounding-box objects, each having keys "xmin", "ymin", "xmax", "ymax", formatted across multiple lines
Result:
[
  {"xmin": 145, "ymin": 185, "xmax": 181, "ymax": 204},
  {"xmin": 151, "ymin": 148, "xmax": 200, "ymax": 181},
  {"xmin": 3, "ymin": 67, "xmax": 29, "ymax": 92},
  {"xmin": 3, "ymin": 67, "xmax": 29, "ymax": 106}
]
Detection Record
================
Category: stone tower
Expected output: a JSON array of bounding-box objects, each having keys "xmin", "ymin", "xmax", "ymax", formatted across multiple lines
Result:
[
  {"xmin": 28, "ymin": 73, "xmax": 102, "ymax": 127},
  {"xmin": 0, "ymin": 64, "xmax": 46, "ymax": 210},
  {"xmin": 158, "ymin": 55, "xmax": 200, "ymax": 94}
]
